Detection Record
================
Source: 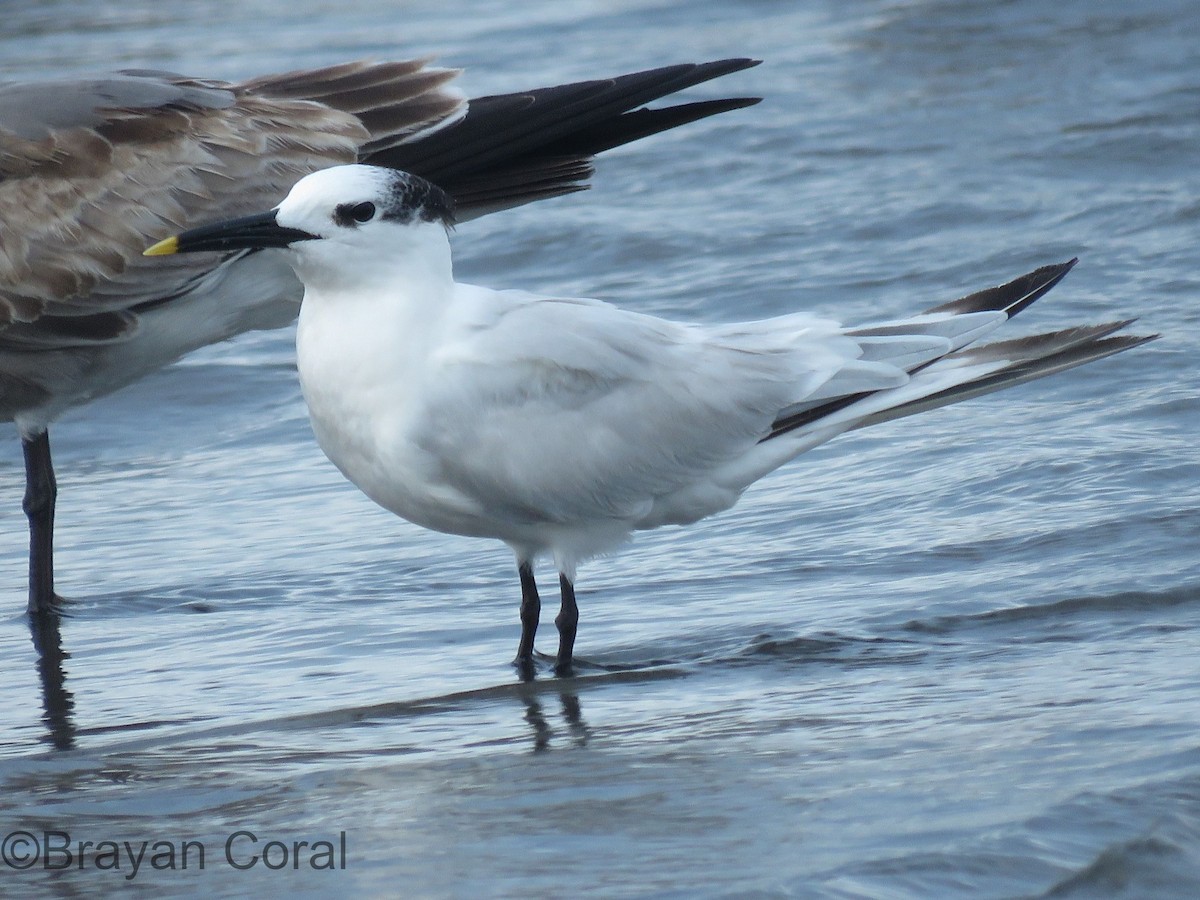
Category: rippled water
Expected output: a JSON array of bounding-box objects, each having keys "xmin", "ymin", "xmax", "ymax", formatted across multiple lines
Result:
[{"xmin": 2, "ymin": 0, "xmax": 1199, "ymax": 896}]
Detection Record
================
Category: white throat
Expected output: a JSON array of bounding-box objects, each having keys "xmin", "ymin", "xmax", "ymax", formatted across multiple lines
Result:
[
  {"xmin": 290, "ymin": 219, "xmax": 454, "ymax": 299},
  {"xmin": 292, "ymin": 220, "xmax": 456, "ymax": 498}
]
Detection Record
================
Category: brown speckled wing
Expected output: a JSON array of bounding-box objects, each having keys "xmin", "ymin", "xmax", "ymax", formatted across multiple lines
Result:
[{"xmin": 0, "ymin": 61, "xmax": 464, "ymax": 338}]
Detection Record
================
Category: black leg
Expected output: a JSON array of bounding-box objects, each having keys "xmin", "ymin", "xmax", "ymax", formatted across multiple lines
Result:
[
  {"xmin": 514, "ymin": 560, "xmax": 540, "ymax": 679},
  {"xmin": 554, "ymin": 573, "xmax": 579, "ymax": 677},
  {"xmin": 22, "ymin": 430, "xmax": 63, "ymax": 616}
]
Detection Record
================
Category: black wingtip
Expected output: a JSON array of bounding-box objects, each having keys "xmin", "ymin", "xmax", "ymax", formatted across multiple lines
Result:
[
  {"xmin": 1113, "ymin": 332, "xmax": 1161, "ymax": 351},
  {"xmin": 540, "ymin": 96, "xmax": 762, "ymax": 158},
  {"xmin": 1006, "ymin": 257, "xmax": 1079, "ymax": 317},
  {"xmin": 384, "ymin": 56, "xmax": 763, "ymax": 210},
  {"xmin": 688, "ymin": 58, "xmax": 763, "ymax": 76},
  {"xmin": 924, "ymin": 257, "xmax": 1080, "ymax": 318}
]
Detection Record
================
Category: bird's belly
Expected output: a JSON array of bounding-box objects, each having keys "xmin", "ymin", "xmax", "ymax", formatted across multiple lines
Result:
[
  {"xmin": 301, "ymin": 377, "xmax": 507, "ymax": 541},
  {"xmin": 303, "ymin": 393, "xmax": 636, "ymax": 563}
]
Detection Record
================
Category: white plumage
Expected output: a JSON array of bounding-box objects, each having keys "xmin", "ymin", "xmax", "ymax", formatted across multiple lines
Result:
[{"xmin": 152, "ymin": 163, "xmax": 1154, "ymax": 675}]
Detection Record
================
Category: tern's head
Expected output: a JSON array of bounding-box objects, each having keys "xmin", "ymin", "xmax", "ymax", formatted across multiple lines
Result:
[{"xmin": 144, "ymin": 165, "xmax": 456, "ymax": 270}]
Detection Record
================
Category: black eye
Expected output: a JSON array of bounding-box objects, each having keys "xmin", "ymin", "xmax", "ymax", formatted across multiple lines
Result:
[{"xmin": 335, "ymin": 201, "xmax": 377, "ymax": 226}]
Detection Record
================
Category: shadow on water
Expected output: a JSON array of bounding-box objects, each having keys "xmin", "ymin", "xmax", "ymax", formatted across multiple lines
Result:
[
  {"xmin": 17, "ymin": 583, "xmax": 1196, "ymax": 760},
  {"xmin": 27, "ymin": 611, "xmax": 76, "ymax": 752},
  {"xmin": 24, "ymin": 625, "xmax": 926, "ymax": 761},
  {"xmin": 38, "ymin": 663, "xmax": 687, "ymax": 763},
  {"xmin": 8, "ymin": 612, "xmax": 954, "ymax": 758}
]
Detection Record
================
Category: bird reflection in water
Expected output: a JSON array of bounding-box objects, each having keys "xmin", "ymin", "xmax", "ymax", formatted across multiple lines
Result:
[
  {"xmin": 519, "ymin": 685, "xmax": 589, "ymax": 753},
  {"xmin": 28, "ymin": 611, "xmax": 76, "ymax": 750}
]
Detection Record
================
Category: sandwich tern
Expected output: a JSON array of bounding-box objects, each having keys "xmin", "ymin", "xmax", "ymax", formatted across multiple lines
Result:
[
  {"xmin": 147, "ymin": 164, "xmax": 1154, "ymax": 676},
  {"xmin": 0, "ymin": 57, "xmax": 760, "ymax": 614}
]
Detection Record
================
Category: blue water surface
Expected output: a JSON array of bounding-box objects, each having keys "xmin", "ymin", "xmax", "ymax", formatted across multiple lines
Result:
[{"xmin": 1, "ymin": 1, "xmax": 1198, "ymax": 896}]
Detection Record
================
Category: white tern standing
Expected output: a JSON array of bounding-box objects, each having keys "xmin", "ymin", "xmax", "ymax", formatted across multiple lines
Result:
[{"xmin": 147, "ymin": 164, "xmax": 1154, "ymax": 676}]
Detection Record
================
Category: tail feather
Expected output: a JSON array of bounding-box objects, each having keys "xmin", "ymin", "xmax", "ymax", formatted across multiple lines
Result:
[
  {"xmin": 855, "ymin": 331, "xmax": 1157, "ymax": 429},
  {"xmin": 932, "ymin": 319, "xmax": 1136, "ymax": 368},
  {"xmin": 922, "ymin": 257, "xmax": 1078, "ymax": 318},
  {"xmin": 763, "ymin": 261, "xmax": 1153, "ymax": 444}
]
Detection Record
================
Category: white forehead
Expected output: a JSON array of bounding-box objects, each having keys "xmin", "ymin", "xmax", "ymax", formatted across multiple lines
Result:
[
  {"xmin": 281, "ymin": 164, "xmax": 391, "ymax": 212},
  {"xmin": 276, "ymin": 163, "xmax": 456, "ymax": 230}
]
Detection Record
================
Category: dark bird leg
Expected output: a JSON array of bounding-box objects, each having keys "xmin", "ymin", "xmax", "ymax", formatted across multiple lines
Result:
[
  {"xmin": 514, "ymin": 560, "xmax": 540, "ymax": 680},
  {"xmin": 21, "ymin": 432, "xmax": 75, "ymax": 746},
  {"xmin": 22, "ymin": 430, "xmax": 65, "ymax": 616},
  {"xmin": 554, "ymin": 574, "xmax": 579, "ymax": 677}
]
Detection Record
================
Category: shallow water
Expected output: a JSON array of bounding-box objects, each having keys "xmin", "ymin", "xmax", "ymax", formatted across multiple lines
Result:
[{"xmin": 2, "ymin": 0, "xmax": 1199, "ymax": 896}]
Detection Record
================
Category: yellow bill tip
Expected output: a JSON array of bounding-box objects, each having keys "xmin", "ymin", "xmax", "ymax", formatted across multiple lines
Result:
[{"xmin": 143, "ymin": 235, "xmax": 180, "ymax": 256}]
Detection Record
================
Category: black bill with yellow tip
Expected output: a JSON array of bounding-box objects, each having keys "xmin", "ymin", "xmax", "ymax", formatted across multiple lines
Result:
[{"xmin": 144, "ymin": 210, "xmax": 318, "ymax": 256}]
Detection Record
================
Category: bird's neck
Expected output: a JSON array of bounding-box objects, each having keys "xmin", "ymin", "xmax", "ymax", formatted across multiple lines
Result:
[
  {"xmin": 292, "ymin": 225, "xmax": 454, "ymax": 298},
  {"xmin": 293, "ymin": 228, "xmax": 456, "ymax": 438}
]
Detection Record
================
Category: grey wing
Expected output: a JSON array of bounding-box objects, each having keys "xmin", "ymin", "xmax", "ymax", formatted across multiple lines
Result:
[{"xmin": 415, "ymin": 294, "xmax": 866, "ymax": 527}]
